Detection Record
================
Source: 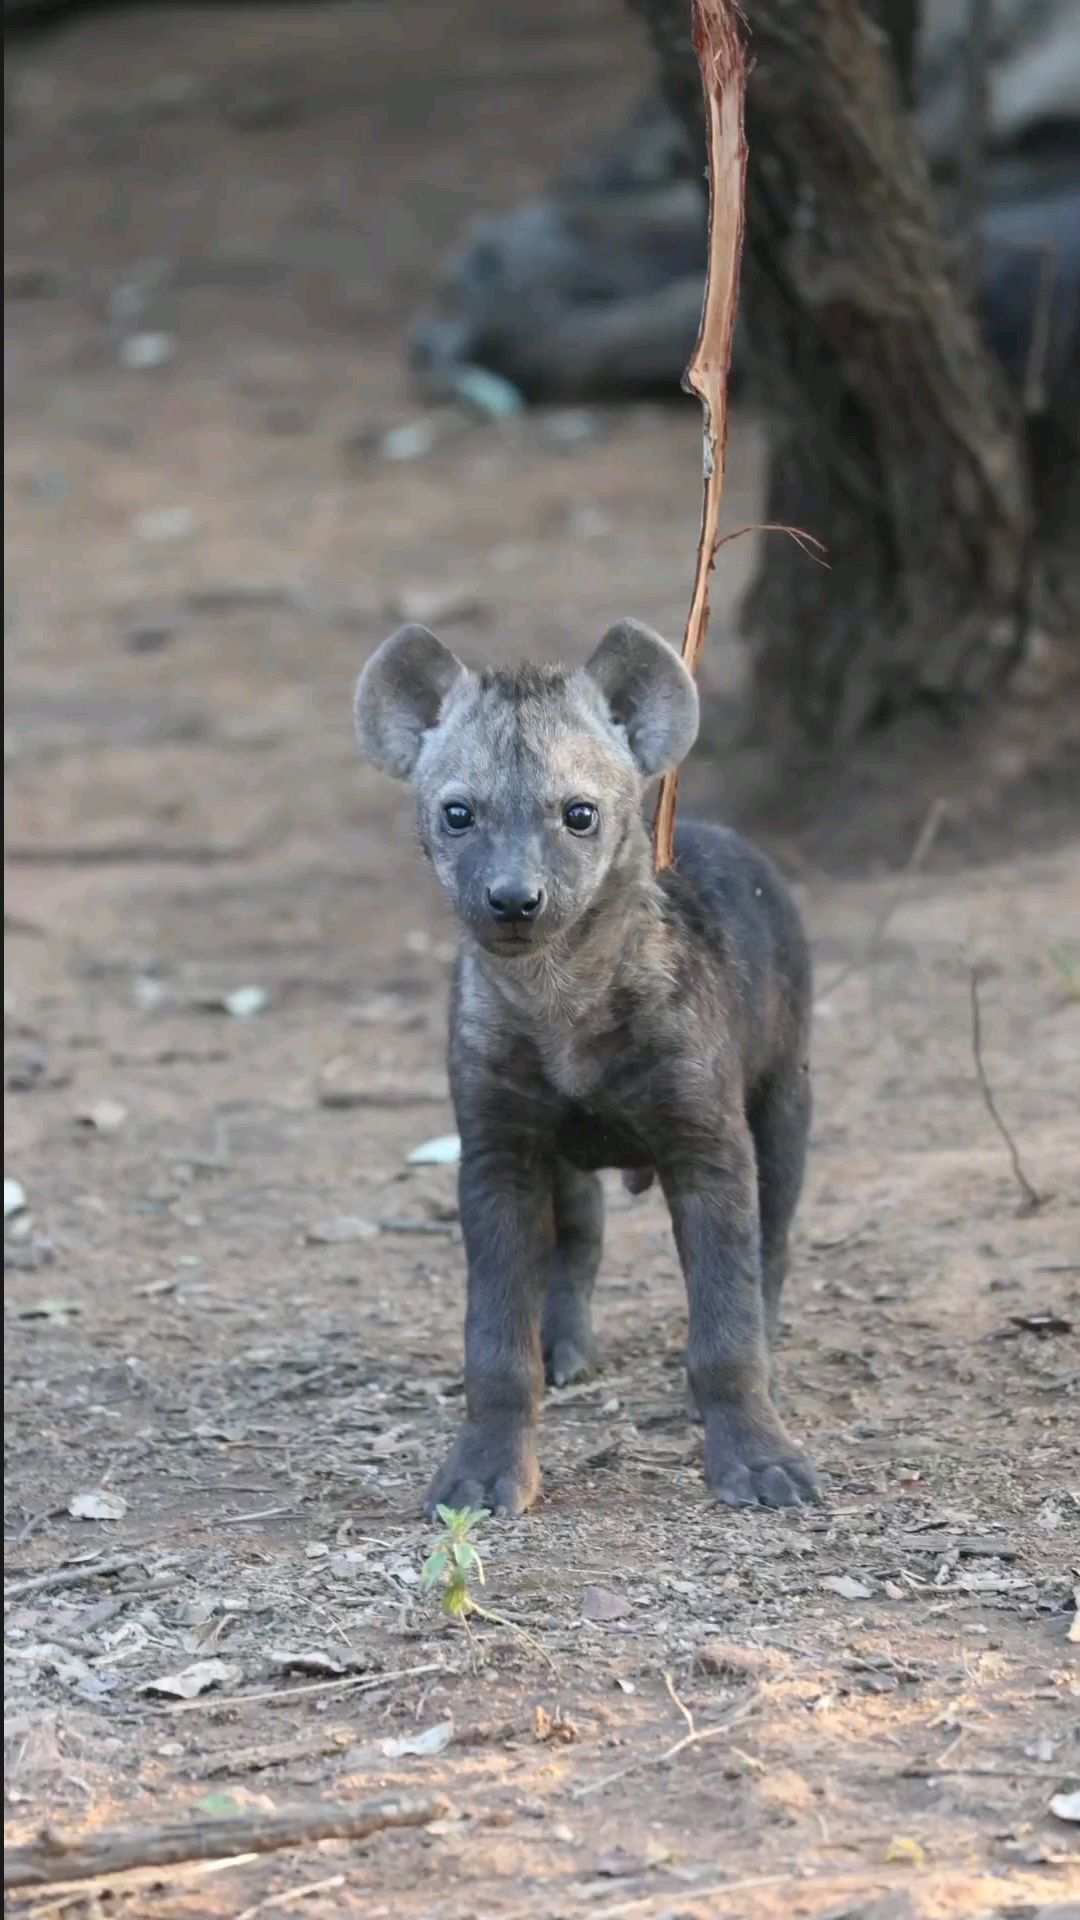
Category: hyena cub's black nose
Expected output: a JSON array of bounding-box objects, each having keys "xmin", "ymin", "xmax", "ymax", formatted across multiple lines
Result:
[{"xmin": 486, "ymin": 883, "xmax": 546, "ymax": 923}]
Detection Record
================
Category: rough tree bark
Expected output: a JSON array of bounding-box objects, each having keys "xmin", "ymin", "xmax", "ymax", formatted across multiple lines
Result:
[{"xmin": 628, "ymin": 0, "xmax": 1054, "ymax": 743}]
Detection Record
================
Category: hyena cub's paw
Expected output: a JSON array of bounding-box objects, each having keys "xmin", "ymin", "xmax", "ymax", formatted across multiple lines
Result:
[
  {"xmin": 704, "ymin": 1410, "xmax": 822, "ymax": 1509},
  {"xmin": 543, "ymin": 1330, "xmax": 599, "ymax": 1388},
  {"xmin": 424, "ymin": 1422, "xmax": 541, "ymax": 1519}
]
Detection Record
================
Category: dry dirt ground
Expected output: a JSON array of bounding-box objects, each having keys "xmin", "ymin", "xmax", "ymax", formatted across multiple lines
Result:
[{"xmin": 5, "ymin": 4, "xmax": 1080, "ymax": 1917}]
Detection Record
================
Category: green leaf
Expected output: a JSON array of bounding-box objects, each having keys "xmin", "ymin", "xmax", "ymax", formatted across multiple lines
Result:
[
  {"xmin": 421, "ymin": 1547, "xmax": 449, "ymax": 1589},
  {"xmin": 196, "ymin": 1793, "xmax": 246, "ymax": 1819}
]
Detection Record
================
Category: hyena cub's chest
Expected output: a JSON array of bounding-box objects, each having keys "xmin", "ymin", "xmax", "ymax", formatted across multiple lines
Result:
[{"xmin": 535, "ymin": 1015, "xmax": 657, "ymax": 1170}]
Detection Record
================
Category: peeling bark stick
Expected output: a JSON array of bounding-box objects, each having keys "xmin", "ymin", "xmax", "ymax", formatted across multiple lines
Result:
[
  {"xmin": 3, "ymin": 1795, "xmax": 449, "ymax": 1893},
  {"xmin": 652, "ymin": 0, "xmax": 747, "ymax": 872}
]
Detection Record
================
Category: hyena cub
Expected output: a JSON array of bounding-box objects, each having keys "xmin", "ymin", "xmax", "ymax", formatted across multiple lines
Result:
[{"xmin": 355, "ymin": 618, "xmax": 819, "ymax": 1515}]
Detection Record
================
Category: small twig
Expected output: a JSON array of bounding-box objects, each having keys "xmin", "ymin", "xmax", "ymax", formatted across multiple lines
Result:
[
  {"xmin": 9, "ymin": 1507, "xmax": 68, "ymax": 1549},
  {"xmin": 4, "ymin": 1797, "xmax": 447, "ymax": 1892},
  {"xmin": 714, "ymin": 523, "xmax": 829, "ymax": 566},
  {"xmin": 195, "ymin": 1731, "xmax": 354, "ymax": 1779},
  {"xmin": 653, "ymin": 0, "xmax": 748, "ymax": 872},
  {"xmin": 817, "ymin": 799, "xmax": 947, "ymax": 1002},
  {"xmin": 234, "ymin": 1872, "xmax": 347, "ymax": 1920},
  {"xmin": 217, "ymin": 1506, "xmax": 294, "ymax": 1526},
  {"xmin": 575, "ymin": 1684, "xmax": 760, "ymax": 1798},
  {"xmin": 3, "ymin": 1555, "xmax": 139, "ymax": 1603},
  {"xmin": 969, "ymin": 967, "xmax": 1044, "ymax": 1215},
  {"xmin": 662, "ymin": 1670, "xmax": 696, "ymax": 1739},
  {"xmin": 161, "ymin": 1661, "xmax": 446, "ymax": 1715},
  {"xmin": 899, "ymin": 1763, "xmax": 1065, "ymax": 1780},
  {"xmin": 464, "ymin": 1600, "xmax": 560, "ymax": 1677}
]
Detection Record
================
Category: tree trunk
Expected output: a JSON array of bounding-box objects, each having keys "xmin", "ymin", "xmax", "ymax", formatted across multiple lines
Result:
[{"xmin": 627, "ymin": 0, "xmax": 1047, "ymax": 743}]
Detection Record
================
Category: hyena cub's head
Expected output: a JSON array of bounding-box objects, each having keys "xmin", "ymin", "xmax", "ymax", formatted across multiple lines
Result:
[{"xmin": 354, "ymin": 619, "xmax": 698, "ymax": 956}]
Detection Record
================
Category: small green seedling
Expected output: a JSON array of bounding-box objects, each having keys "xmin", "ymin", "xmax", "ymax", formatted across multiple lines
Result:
[
  {"xmin": 419, "ymin": 1504, "xmax": 558, "ymax": 1671},
  {"xmin": 421, "ymin": 1504, "xmax": 488, "ymax": 1619}
]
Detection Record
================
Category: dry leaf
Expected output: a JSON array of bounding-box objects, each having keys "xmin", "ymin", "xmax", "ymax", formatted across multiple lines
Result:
[
  {"xmin": 266, "ymin": 1648, "xmax": 349, "ymax": 1677},
  {"xmin": 1008, "ymin": 1310, "xmax": 1072, "ymax": 1335},
  {"xmin": 77, "ymin": 1098, "xmax": 127, "ymax": 1135},
  {"xmin": 68, "ymin": 1489, "xmax": 127, "ymax": 1522},
  {"xmin": 581, "ymin": 1585, "xmax": 631, "ymax": 1623},
  {"xmin": 146, "ymin": 1658, "xmax": 241, "ymax": 1699},
  {"xmin": 305, "ymin": 1215, "xmax": 379, "ymax": 1245},
  {"xmin": 821, "ymin": 1574, "xmax": 873, "ymax": 1601},
  {"xmin": 534, "ymin": 1705, "xmax": 579, "ymax": 1744},
  {"xmin": 381, "ymin": 1720, "xmax": 453, "ymax": 1759}
]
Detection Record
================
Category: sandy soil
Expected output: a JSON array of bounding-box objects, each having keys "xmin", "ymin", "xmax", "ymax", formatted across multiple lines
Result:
[{"xmin": 5, "ymin": 5, "xmax": 1079, "ymax": 1917}]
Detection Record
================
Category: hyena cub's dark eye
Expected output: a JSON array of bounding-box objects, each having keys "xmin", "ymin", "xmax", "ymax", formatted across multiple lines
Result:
[
  {"xmin": 442, "ymin": 801, "xmax": 475, "ymax": 833},
  {"xmin": 564, "ymin": 802, "xmax": 599, "ymax": 835}
]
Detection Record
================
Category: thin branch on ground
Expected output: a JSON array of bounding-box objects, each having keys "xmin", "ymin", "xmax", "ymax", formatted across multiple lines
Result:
[
  {"xmin": 5, "ymin": 1797, "xmax": 448, "ymax": 1893},
  {"xmin": 463, "ymin": 1598, "xmax": 560, "ymax": 1676},
  {"xmin": 574, "ymin": 1682, "xmax": 761, "ymax": 1798},
  {"xmin": 817, "ymin": 798, "xmax": 948, "ymax": 1002},
  {"xmin": 663, "ymin": 1669, "xmax": 696, "ymax": 1739},
  {"xmin": 3, "ymin": 1555, "xmax": 140, "ymax": 1603},
  {"xmin": 969, "ymin": 966, "xmax": 1044, "ymax": 1215},
  {"xmin": 162, "ymin": 1661, "xmax": 446, "ymax": 1715}
]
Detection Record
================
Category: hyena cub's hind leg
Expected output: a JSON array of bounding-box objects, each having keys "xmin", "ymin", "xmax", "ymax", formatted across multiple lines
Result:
[
  {"xmin": 749, "ymin": 1066, "xmax": 812, "ymax": 1348},
  {"xmin": 544, "ymin": 1162, "xmax": 604, "ymax": 1386}
]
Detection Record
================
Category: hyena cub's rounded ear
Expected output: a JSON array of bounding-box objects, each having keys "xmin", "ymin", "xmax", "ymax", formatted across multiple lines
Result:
[
  {"xmin": 354, "ymin": 624, "xmax": 466, "ymax": 779},
  {"xmin": 584, "ymin": 618, "xmax": 699, "ymax": 777}
]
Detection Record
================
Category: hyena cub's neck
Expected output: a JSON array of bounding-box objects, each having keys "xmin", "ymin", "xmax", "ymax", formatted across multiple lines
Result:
[{"xmin": 469, "ymin": 850, "xmax": 672, "ymax": 1041}]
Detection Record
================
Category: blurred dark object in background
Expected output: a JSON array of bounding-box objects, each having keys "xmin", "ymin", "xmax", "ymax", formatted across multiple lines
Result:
[
  {"xmin": 409, "ymin": 1, "xmax": 1079, "ymax": 426},
  {"xmin": 409, "ymin": 96, "xmax": 709, "ymax": 405}
]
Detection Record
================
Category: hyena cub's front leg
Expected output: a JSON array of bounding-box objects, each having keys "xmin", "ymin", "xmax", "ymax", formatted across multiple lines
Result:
[
  {"xmin": 543, "ymin": 1161, "xmax": 604, "ymax": 1387},
  {"xmin": 424, "ymin": 1143, "xmax": 551, "ymax": 1518}
]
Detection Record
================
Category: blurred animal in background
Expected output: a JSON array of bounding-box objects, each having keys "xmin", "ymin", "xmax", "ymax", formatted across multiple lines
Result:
[
  {"xmin": 409, "ymin": 0, "xmax": 1080, "ymax": 432},
  {"xmin": 408, "ymin": 97, "xmax": 710, "ymax": 405}
]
